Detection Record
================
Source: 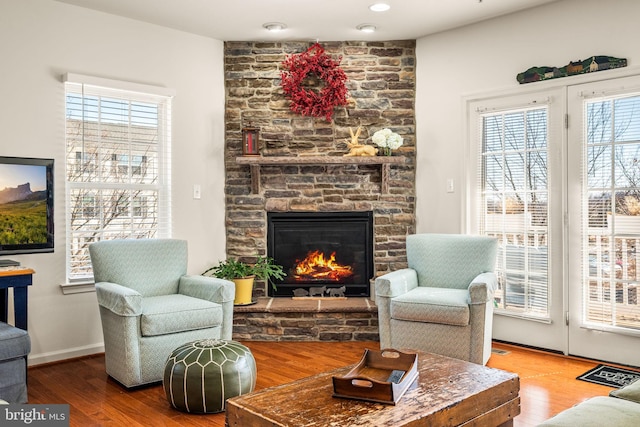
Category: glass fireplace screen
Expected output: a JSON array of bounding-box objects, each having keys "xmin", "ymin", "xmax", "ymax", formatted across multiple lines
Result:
[{"xmin": 267, "ymin": 211, "xmax": 374, "ymax": 297}]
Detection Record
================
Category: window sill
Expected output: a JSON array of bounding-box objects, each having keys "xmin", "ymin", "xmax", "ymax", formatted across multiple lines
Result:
[
  {"xmin": 495, "ymin": 309, "xmax": 552, "ymax": 324},
  {"xmin": 60, "ymin": 281, "xmax": 96, "ymax": 295}
]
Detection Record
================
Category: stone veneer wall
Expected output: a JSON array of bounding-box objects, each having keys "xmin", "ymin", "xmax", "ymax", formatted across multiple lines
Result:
[{"xmin": 224, "ymin": 40, "xmax": 416, "ymax": 299}]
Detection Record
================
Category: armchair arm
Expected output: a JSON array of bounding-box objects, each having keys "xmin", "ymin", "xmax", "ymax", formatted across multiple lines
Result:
[
  {"xmin": 375, "ymin": 268, "xmax": 418, "ymax": 349},
  {"xmin": 179, "ymin": 275, "xmax": 235, "ymax": 340},
  {"xmin": 178, "ymin": 275, "xmax": 235, "ymax": 303},
  {"xmin": 468, "ymin": 272, "xmax": 498, "ymax": 304},
  {"xmin": 95, "ymin": 282, "xmax": 142, "ymax": 316},
  {"xmin": 374, "ymin": 268, "xmax": 419, "ymax": 298}
]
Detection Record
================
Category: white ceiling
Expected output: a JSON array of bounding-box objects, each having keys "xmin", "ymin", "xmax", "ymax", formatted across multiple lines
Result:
[{"xmin": 54, "ymin": 0, "xmax": 559, "ymax": 42}]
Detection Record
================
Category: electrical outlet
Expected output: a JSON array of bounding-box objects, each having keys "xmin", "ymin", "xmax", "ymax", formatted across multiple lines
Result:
[{"xmin": 193, "ymin": 184, "xmax": 201, "ymax": 199}]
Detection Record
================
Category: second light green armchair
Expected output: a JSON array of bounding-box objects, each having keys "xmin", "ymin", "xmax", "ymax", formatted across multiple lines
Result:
[
  {"xmin": 89, "ymin": 238, "xmax": 235, "ymax": 388},
  {"xmin": 375, "ymin": 233, "xmax": 498, "ymax": 365}
]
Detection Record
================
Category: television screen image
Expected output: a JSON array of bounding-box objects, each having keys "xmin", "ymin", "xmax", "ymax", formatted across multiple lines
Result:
[{"xmin": 0, "ymin": 156, "xmax": 54, "ymax": 256}]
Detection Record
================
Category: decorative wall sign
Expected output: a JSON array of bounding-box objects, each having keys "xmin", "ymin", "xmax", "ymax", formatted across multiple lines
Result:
[
  {"xmin": 517, "ymin": 55, "xmax": 627, "ymax": 84},
  {"xmin": 281, "ymin": 43, "xmax": 349, "ymax": 121}
]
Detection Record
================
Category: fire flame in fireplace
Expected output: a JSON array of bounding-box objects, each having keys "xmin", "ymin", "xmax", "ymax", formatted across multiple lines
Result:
[{"xmin": 293, "ymin": 250, "xmax": 353, "ymax": 282}]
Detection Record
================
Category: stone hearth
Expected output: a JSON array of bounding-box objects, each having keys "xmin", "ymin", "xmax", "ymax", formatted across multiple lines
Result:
[{"xmin": 232, "ymin": 297, "xmax": 379, "ymax": 342}]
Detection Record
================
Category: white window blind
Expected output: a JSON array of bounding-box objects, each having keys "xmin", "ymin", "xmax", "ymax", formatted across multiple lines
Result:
[
  {"xmin": 64, "ymin": 74, "xmax": 173, "ymax": 280},
  {"xmin": 581, "ymin": 92, "xmax": 640, "ymax": 330},
  {"xmin": 478, "ymin": 105, "xmax": 550, "ymax": 317}
]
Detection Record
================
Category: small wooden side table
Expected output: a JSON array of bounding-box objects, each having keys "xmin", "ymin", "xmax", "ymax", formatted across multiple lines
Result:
[{"xmin": 0, "ymin": 267, "xmax": 34, "ymax": 331}]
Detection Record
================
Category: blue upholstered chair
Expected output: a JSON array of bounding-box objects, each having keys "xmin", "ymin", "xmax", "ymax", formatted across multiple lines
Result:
[
  {"xmin": 89, "ymin": 239, "xmax": 235, "ymax": 388},
  {"xmin": 375, "ymin": 234, "xmax": 498, "ymax": 365},
  {"xmin": 0, "ymin": 321, "xmax": 30, "ymax": 403}
]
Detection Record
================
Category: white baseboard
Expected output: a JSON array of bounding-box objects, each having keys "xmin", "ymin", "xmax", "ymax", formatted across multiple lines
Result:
[{"xmin": 28, "ymin": 343, "xmax": 105, "ymax": 366}]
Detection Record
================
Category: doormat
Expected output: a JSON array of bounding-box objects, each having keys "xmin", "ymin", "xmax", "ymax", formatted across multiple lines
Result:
[{"xmin": 577, "ymin": 364, "xmax": 640, "ymax": 388}]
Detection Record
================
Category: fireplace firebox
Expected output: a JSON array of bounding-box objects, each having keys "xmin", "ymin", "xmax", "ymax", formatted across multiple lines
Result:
[{"xmin": 267, "ymin": 212, "xmax": 374, "ymax": 297}]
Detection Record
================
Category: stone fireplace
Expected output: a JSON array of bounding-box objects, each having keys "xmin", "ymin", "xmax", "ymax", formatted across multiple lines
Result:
[{"xmin": 224, "ymin": 40, "xmax": 416, "ymax": 341}]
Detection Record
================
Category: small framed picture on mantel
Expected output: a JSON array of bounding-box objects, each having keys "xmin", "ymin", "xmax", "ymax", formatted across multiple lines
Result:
[{"xmin": 242, "ymin": 125, "xmax": 260, "ymax": 156}]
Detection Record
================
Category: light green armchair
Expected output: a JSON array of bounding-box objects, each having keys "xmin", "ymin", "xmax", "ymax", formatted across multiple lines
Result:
[
  {"xmin": 89, "ymin": 239, "xmax": 235, "ymax": 388},
  {"xmin": 375, "ymin": 234, "xmax": 498, "ymax": 365}
]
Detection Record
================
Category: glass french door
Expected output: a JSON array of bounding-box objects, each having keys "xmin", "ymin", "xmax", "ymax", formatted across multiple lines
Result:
[
  {"xmin": 468, "ymin": 89, "xmax": 567, "ymax": 353},
  {"xmin": 568, "ymin": 75, "xmax": 640, "ymax": 366},
  {"xmin": 470, "ymin": 76, "xmax": 640, "ymax": 366}
]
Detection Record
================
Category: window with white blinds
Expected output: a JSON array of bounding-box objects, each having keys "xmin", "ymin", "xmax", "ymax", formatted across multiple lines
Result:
[
  {"xmin": 64, "ymin": 74, "xmax": 173, "ymax": 281},
  {"xmin": 478, "ymin": 106, "xmax": 550, "ymax": 317},
  {"xmin": 581, "ymin": 92, "xmax": 640, "ymax": 330}
]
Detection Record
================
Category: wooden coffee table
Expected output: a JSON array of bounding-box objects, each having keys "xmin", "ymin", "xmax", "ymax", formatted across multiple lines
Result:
[{"xmin": 226, "ymin": 349, "xmax": 520, "ymax": 426}]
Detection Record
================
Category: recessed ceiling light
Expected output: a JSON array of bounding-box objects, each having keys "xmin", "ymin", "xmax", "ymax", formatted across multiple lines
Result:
[
  {"xmin": 369, "ymin": 3, "xmax": 391, "ymax": 12},
  {"xmin": 263, "ymin": 22, "xmax": 287, "ymax": 32},
  {"xmin": 356, "ymin": 24, "xmax": 377, "ymax": 33}
]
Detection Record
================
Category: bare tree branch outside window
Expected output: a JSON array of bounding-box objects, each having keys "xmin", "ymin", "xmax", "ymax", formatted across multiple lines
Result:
[
  {"xmin": 64, "ymin": 86, "xmax": 169, "ymax": 280},
  {"xmin": 584, "ymin": 94, "xmax": 640, "ymax": 330}
]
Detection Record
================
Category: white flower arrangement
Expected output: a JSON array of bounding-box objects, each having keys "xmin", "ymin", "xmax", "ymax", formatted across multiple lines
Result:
[{"xmin": 371, "ymin": 128, "xmax": 403, "ymax": 155}]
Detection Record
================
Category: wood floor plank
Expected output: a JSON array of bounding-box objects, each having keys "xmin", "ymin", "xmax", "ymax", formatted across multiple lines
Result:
[{"xmin": 26, "ymin": 341, "xmax": 638, "ymax": 427}]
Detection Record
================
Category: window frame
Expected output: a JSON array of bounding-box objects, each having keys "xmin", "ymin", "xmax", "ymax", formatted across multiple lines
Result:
[
  {"xmin": 465, "ymin": 88, "xmax": 565, "ymax": 325},
  {"xmin": 480, "ymin": 105, "xmax": 551, "ymax": 316},
  {"xmin": 63, "ymin": 73, "xmax": 174, "ymax": 282}
]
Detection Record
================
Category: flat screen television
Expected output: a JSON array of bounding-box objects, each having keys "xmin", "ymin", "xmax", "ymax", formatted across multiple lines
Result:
[{"xmin": 0, "ymin": 156, "xmax": 54, "ymax": 260}]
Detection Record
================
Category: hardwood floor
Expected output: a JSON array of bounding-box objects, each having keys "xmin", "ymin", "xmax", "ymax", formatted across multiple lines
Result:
[{"xmin": 27, "ymin": 341, "xmax": 635, "ymax": 426}]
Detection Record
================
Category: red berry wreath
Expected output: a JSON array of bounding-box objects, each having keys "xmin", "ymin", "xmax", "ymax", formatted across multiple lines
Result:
[{"xmin": 281, "ymin": 43, "xmax": 349, "ymax": 122}]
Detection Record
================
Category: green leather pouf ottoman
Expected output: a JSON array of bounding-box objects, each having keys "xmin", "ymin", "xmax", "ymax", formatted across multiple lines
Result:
[{"xmin": 163, "ymin": 339, "xmax": 256, "ymax": 413}]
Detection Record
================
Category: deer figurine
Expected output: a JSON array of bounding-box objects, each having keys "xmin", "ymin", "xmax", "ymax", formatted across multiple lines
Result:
[{"xmin": 343, "ymin": 126, "xmax": 378, "ymax": 157}]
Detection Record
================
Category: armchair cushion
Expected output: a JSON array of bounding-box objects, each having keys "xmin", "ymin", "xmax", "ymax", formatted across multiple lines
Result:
[
  {"xmin": 538, "ymin": 395, "xmax": 640, "ymax": 426},
  {"xmin": 610, "ymin": 379, "xmax": 640, "ymax": 404},
  {"xmin": 391, "ymin": 287, "xmax": 470, "ymax": 326},
  {"xmin": 0, "ymin": 322, "xmax": 30, "ymax": 361},
  {"xmin": 140, "ymin": 295, "xmax": 223, "ymax": 337}
]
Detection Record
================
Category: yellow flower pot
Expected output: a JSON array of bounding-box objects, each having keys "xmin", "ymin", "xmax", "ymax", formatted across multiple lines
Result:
[{"xmin": 233, "ymin": 276, "xmax": 255, "ymax": 305}]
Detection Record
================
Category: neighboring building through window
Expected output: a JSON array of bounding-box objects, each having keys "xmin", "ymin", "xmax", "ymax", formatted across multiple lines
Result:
[{"xmin": 64, "ymin": 74, "xmax": 173, "ymax": 281}]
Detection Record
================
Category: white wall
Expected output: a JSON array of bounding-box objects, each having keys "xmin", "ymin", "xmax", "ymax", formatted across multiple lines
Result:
[
  {"xmin": 415, "ymin": 0, "xmax": 640, "ymax": 233},
  {"xmin": 0, "ymin": 0, "xmax": 227, "ymax": 364}
]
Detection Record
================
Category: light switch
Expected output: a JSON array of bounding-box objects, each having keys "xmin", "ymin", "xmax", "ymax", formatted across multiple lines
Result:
[
  {"xmin": 193, "ymin": 184, "xmax": 201, "ymax": 199},
  {"xmin": 446, "ymin": 179, "xmax": 454, "ymax": 193}
]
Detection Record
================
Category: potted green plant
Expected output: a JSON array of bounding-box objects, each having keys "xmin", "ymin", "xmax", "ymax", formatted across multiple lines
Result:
[
  {"xmin": 203, "ymin": 256, "xmax": 286, "ymax": 305},
  {"xmin": 203, "ymin": 259, "xmax": 253, "ymax": 281},
  {"xmin": 203, "ymin": 259, "xmax": 255, "ymax": 305},
  {"xmin": 253, "ymin": 255, "xmax": 287, "ymax": 291}
]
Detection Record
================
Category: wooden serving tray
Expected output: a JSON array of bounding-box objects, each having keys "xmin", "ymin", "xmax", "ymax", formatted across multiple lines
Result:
[{"xmin": 332, "ymin": 348, "xmax": 418, "ymax": 405}]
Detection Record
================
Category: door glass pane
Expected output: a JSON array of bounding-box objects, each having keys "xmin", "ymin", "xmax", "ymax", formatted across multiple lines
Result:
[
  {"xmin": 584, "ymin": 94, "xmax": 640, "ymax": 330},
  {"xmin": 481, "ymin": 107, "xmax": 550, "ymax": 317}
]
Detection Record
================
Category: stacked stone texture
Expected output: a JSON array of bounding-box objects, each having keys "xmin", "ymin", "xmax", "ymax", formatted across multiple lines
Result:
[
  {"xmin": 232, "ymin": 311, "xmax": 380, "ymax": 342},
  {"xmin": 224, "ymin": 40, "xmax": 416, "ymax": 300}
]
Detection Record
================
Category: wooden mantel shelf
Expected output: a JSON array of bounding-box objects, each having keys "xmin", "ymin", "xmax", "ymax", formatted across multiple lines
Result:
[
  {"xmin": 236, "ymin": 156, "xmax": 405, "ymax": 194},
  {"xmin": 236, "ymin": 156, "xmax": 405, "ymax": 166}
]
